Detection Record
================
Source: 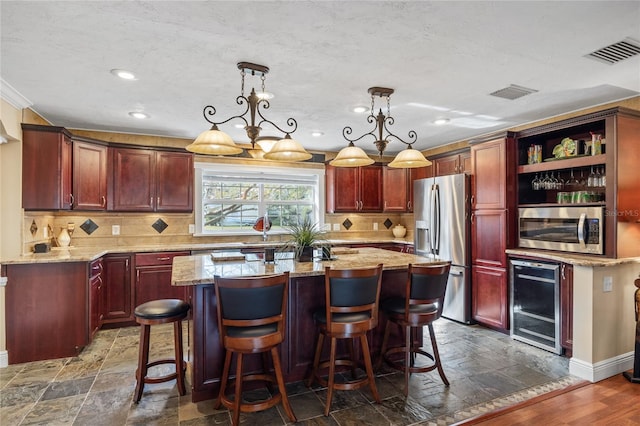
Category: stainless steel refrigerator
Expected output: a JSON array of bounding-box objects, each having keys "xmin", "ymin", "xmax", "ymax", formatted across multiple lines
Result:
[{"xmin": 414, "ymin": 173, "xmax": 471, "ymax": 323}]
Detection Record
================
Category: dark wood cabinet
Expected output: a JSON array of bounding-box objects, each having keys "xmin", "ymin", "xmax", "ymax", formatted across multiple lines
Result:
[
  {"xmin": 326, "ymin": 164, "xmax": 382, "ymax": 212},
  {"xmin": 560, "ymin": 263, "xmax": 573, "ymax": 355},
  {"xmin": 102, "ymin": 254, "xmax": 134, "ymax": 325},
  {"xmin": 110, "ymin": 147, "xmax": 193, "ymax": 212},
  {"xmin": 135, "ymin": 251, "xmax": 190, "ymax": 306},
  {"xmin": 4, "ymin": 262, "xmax": 88, "ymax": 364},
  {"xmin": 22, "ymin": 124, "xmax": 73, "ymax": 210},
  {"xmin": 433, "ymin": 150, "xmax": 471, "ymax": 176},
  {"xmin": 382, "ymin": 166, "xmax": 431, "ymax": 212},
  {"xmin": 470, "ymin": 133, "xmax": 517, "ymax": 332},
  {"xmin": 73, "ymin": 140, "xmax": 108, "ymax": 210},
  {"xmin": 471, "ymin": 265, "xmax": 508, "ymax": 331},
  {"xmin": 89, "ymin": 258, "xmax": 104, "ymax": 338}
]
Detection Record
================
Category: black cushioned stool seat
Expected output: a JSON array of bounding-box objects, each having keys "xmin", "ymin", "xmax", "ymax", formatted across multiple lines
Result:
[{"xmin": 133, "ymin": 299, "xmax": 190, "ymax": 403}]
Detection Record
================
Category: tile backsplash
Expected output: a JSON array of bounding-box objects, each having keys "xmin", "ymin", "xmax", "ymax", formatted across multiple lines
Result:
[{"xmin": 22, "ymin": 211, "xmax": 415, "ymax": 253}]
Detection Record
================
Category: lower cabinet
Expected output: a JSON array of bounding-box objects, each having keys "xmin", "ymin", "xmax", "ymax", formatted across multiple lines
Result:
[
  {"xmin": 89, "ymin": 258, "xmax": 104, "ymax": 338},
  {"xmin": 560, "ymin": 263, "xmax": 574, "ymax": 355},
  {"xmin": 102, "ymin": 254, "xmax": 135, "ymax": 325},
  {"xmin": 472, "ymin": 265, "xmax": 509, "ymax": 332},
  {"xmin": 4, "ymin": 262, "xmax": 89, "ymax": 364},
  {"xmin": 135, "ymin": 251, "xmax": 190, "ymax": 305}
]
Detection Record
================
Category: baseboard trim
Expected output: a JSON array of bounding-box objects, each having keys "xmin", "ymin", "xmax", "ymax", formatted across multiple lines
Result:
[
  {"xmin": 570, "ymin": 351, "xmax": 634, "ymax": 382},
  {"xmin": 0, "ymin": 350, "xmax": 8, "ymax": 368}
]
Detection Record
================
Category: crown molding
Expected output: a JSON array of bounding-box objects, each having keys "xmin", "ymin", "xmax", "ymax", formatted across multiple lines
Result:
[{"xmin": 1, "ymin": 77, "xmax": 32, "ymax": 109}]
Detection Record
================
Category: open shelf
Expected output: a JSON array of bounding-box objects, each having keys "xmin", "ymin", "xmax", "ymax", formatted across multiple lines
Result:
[
  {"xmin": 518, "ymin": 202, "xmax": 606, "ymax": 208},
  {"xmin": 517, "ymin": 154, "xmax": 606, "ymax": 174}
]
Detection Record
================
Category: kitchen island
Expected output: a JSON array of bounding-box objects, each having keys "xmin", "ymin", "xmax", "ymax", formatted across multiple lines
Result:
[{"xmin": 171, "ymin": 247, "xmax": 445, "ymax": 402}]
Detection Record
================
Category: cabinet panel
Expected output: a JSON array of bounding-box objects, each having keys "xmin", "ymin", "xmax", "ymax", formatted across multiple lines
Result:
[
  {"xmin": 22, "ymin": 125, "xmax": 72, "ymax": 210},
  {"xmin": 135, "ymin": 251, "xmax": 190, "ymax": 306},
  {"xmin": 383, "ymin": 167, "xmax": 407, "ymax": 212},
  {"xmin": 434, "ymin": 155, "xmax": 459, "ymax": 176},
  {"xmin": 73, "ymin": 141, "xmax": 108, "ymax": 210},
  {"xmin": 326, "ymin": 164, "xmax": 382, "ymax": 212},
  {"xmin": 359, "ymin": 165, "xmax": 383, "ymax": 211},
  {"xmin": 560, "ymin": 263, "xmax": 573, "ymax": 354},
  {"xmin": 102, "ymin": 254, "xmax": 134, "ymax": 324},
  {"xmin": 111, "ymin": 148, "xmax": 155, "ymax": 211},
  {"xmin": 89, "ymin": 258, "xmax": 104, "ymax": 338},
  {"xmin": 156, "ymin": 151, "xmax": 193, "ymax": 212},
  {"xmin": 460, "ymin": 151, "xmax": 472, "ymax": 174},
  {"xmin": 471, "ymin": 139, "xmax": 508, "ymax": 210},
  {"xmin": 472, "ymin": 265, "xmax": 508, "ymax": 332},
  {"xmin": 472, "ymin": 209, "xmax": 508, "ymax": 268}
]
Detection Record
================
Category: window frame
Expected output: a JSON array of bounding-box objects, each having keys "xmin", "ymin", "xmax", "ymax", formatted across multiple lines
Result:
[{"xmin": 194, "ymin": 162, "xmax": 325, "ymax": 236}]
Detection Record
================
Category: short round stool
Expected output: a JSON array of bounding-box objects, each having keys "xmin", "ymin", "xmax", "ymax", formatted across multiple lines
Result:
[{"xmin": 133, "ymin": 299, "xmax": 190, "ymax": 403}]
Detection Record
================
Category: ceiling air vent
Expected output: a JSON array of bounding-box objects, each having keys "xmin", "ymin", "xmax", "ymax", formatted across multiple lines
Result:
[
  {"xmin": 585, "ymin": 38, "xmax": 640, "ymax": 65},
  {"xmin": 489, "ymin": 84, "xmax": 538, "ymax": 100}
]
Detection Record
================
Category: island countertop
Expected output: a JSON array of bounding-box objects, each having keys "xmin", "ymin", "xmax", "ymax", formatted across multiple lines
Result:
[{"xmin": 172, "ymin": 247, "xmax": 443, "ymax": 286}]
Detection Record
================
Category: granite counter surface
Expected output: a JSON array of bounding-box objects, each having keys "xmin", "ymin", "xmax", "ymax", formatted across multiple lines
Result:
[
  {"xmin": 506, "ymin": 248, "xmax": 640, "ymax": 267},
  {"xmin": 0, "ymin": 238, "xmax": 413, "ymax": 265},
  {"xmin": 171, "ymin": 247, "xmax": 444, "ymax": 285}
]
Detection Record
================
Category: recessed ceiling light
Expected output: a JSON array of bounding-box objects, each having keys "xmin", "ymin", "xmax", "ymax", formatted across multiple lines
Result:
[
  {"xmin": 311, "ymin": 131, "xmax": 324, "ymax": 137},
  {"xmin": 111, "ymin": 69, "xmax": 137, "ymax": 80},
  {"xmin": 129, "ymin": 112, "xmax": 149, "ymax": 119},
  {"xmin": 256, "ymin": 91, "xmax": 274, "ymax": 100},
  {"xmin": 434, "ymin": 118, "xmax": 450, "ymax": 125},
  {"xmin": 352, "ymin": 106, "xmax": 369, "ymax": 114}
]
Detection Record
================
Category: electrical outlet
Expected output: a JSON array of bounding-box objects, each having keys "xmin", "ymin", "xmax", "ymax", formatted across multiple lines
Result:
[
  {"xmin": 322, "ymin": 223, "xmax": 331, "ymax": 231},
  {"xmin": 189, "ymin": 224, "xmax": 195, "ymax": 234},
  {"xmin": 373, "ymin": 222, "xmax": 378, "ymax": 231},
  {"xmin": 43, "ymin": 226, "xmax": 49, "ymax": 239},
  {"xmin": 333, "ymin": 223, "xmax": 340, "ymax": 231},
  {"xmin": 112, "ymin": 225, "xmax": 120, "ymax": 235},
  {"xmin": 603, "ymin": 276, "xmax": 613, "ymax": 292}
]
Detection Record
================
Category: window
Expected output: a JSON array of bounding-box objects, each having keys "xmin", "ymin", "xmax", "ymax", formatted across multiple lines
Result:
[{"xmin": 194, "ymin": 163, "xmax": 324, "ymax": 236}]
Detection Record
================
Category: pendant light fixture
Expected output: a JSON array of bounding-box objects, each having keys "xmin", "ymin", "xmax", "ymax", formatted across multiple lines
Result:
[
  {"xmin": 186, "ymin": 62, "xmax": 311, "ymax": 161},
  {"xmin": 334, "ymin": 87, "xmax": 431, "ymax": 168}
]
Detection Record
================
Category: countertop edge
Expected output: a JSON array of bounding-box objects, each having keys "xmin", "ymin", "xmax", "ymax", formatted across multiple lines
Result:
[{"xmin": 506, "ymin": 248, "xmax": 640, "ymax": 267}]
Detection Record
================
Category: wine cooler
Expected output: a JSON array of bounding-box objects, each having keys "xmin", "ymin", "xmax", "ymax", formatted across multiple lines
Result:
[{"xmin": 510, "ymin": 259, "xmax": 561, "ymax": 354}]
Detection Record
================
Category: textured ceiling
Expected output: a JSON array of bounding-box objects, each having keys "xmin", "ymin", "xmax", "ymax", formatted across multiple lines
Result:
[{"xmin": 1, "ymin": 1, "xmax": 639, "ymax": 155}]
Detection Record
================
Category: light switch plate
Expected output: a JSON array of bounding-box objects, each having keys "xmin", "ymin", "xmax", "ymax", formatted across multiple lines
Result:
[
  {"xmin": 603, "ymin": 276, "xmax": 613, "ymax": 292},
  {"xmin": 112, "ymin": 225, "xmax": 120, "ymax": 235},
  {"xmin": 333, "ymin": 223, "xmax": 340, "ymax": 231},
  {"xmin": 189, "ymin": 224, "xmax": 195, "ymax": 234},
  {"xmin": 373, "ymin": 222, "xmax": 378, "ymax": 231}
]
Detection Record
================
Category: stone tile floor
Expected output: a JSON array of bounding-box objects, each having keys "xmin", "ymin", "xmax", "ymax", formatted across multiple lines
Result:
[{"xmin": 0, "ymin": 319, "xmax": 577, "ymax": 425}]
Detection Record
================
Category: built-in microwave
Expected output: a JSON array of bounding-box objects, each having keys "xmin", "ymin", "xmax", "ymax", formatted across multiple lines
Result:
[{"xmin": 518, "ymin": 206, "xmax": 604, "ymax": 255}]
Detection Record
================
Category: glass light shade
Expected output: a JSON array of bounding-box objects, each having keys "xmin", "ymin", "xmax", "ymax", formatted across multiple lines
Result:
[
  {"xmin": 247, "ymin": 148, "xmax": 266, "ymax": 159},
  {"xmin": 185, "ymin": 125, "xmax": 243, "ymax": 155},
  {"xmin": 263, "ymin": 135, "xmax": 312, "ymax": 162},
  {"xmin": 387, "ymin": 146, "xmax": 432, "ymax": 168},
  {"xmin": 329, "ymin": 144, "xmax": 374, "ymax": 167},
  {"xmin": 256, "ymin": 137, "xmax": 279, "ymax": 153}
]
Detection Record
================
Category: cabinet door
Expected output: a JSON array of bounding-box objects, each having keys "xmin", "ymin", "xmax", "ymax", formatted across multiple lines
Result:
[
  {"xmin": 560, "ymin": 263, "xmax": 574, "ymax": 354},
  {"xmin": 111, "ymin": 148, "xmax": 155, "ymax": 211},
  {"xmin": 460, "ymin": 151, "xmax": 472, "ymax": 174},
  {"xmin": 471, "ymin": 139, "xmax": 507, "ymax": 209},
  {"xmin": 408, "ymin": 166, "xmax": 431, "ymax": 212},
  {"xmin": 472, "ymin": 265, "xmax": 508, "ymax": 331},
  {"xmin": 329, "ymin": 166, "xmax": 359, "ymax": 212},
  {"xmin": 22, "ymin": 126, "xmax": 72, "ymax": 210},
  {"xmin": 472, "ymin": 209, "xmax": 508, "ymax": 268},
  {"xmin": 359, "ymin": 164, "xmax": 383, "ymax": 211},
  {"xmin": 434, "ymin": 155, "xmax": 459, "ymax": 176},
  {"xmin": 73, "ymin": 141, "xmax": 108, "ymax": 210},
  {"xmin": 383, "ymin": 167, "xmax": 408, "ymax": 212},
  {"xmin": 102, "ymin": 254, "xmax": 134, "ymax": 323},
  {"xmin": 135, "ymin": 251, "xmax": 190, "ymax": 305},
  {"xmin": 156, "ymin": 151, "xmax": 193, "ymax": 212}
]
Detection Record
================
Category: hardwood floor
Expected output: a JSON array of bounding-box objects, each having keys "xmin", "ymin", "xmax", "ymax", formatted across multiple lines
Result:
[{"xmin": 461, "ymin": 371, "xmax": 640, "ymax": 425}]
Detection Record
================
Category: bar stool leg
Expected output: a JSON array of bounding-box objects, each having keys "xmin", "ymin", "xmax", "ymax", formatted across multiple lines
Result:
[
  {"xmin": 271, "ymin": 347, "xmax": 297, "ymax": 422},
  {"xmin": 215, "ymin": 350, "xmax": 232, "ymax": 410},
  {"xmin": 404, "ymin": 325, "xmax": 411, "ymax": 396},
  {"xmin": 173, "ymin": 320, "xmax": 186, "ymax": 396},
  {"xmin": 232, "ymin": 353, "xmax": 244, "ymax": 426},
  {"xmin": 307, "ymin": 333, "xmax": 324, "ymax": 387},
  {"xmin": 325, "ymin": 336, "xmax": 338, "ymax": 416},
  {"xmin": 360, "ymin": 334, "xmax": 381, "ymax": 403},
  {"xmin": 134, "ymin": 324, "xmax": 151, "ymax": 403},
  {"xmin": 428, "ymin": 323, "xmax": 449, "ymax": 386}
]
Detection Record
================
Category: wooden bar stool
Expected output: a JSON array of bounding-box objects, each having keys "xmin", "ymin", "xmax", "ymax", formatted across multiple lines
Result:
[
  {"xmin": 378, "ymin": 262, "xmax": 451, "ymax": 396},
  {"xmin": 133, "ymin": 298, "xmax": 190, "ymax": 403},
  {"xmin": 214, "ymin": 272, "xmax": 296, "ymax": 426},
  {"xmin": 307, "ymin": 264, "xmax": 383, "ymax": 416}
]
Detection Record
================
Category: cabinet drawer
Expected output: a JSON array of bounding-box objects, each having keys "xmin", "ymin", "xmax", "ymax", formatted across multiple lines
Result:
[{"xmin": 135, "ymin": 251, "xmax": 190, "ymax": 267}]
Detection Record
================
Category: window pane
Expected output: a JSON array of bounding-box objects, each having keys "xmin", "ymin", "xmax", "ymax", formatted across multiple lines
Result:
[{"xmin": 203, "ymin": 203, "xmax": 259, "ymax": 232}]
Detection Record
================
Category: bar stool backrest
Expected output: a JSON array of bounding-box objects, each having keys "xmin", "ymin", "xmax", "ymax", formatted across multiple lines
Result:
[
  {"xmin": 215, "ymin": 272, "xmax": 290, "ymax": 346},
  {"xmin": 324, "ymin": 264, "xmax": 383, "ymax": 334},
  {"xmin": 406, "ymin": 263, "xmax": 451, "ymax": 323}
]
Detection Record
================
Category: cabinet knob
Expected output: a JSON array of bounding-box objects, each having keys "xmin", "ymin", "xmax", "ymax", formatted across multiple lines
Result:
[
  {"xmin": 101, "ymin": 196, "xmax": 106, "ymax": 208},
  {"xmin": 70, "ymin": 193, "xmax": 75, "ymax": 207}
]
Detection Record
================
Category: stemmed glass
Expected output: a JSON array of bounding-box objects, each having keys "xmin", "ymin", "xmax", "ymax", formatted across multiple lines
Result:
[
  {"xmin": 587, "ymin": 166, "xmax": 596, "ymax": 187},
  {"xmin": 566, "ymin": 169, "xmax": 580, "ymax": 190},
  {"xmin": 531, "ymin": 173, "xmax": 540, "ymax": 190}
]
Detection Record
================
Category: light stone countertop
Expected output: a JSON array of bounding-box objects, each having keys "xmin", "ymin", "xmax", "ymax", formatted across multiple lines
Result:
[
  {"xmin": 0, "ymin": 238, "xmax": 414, "ymax": 265},
  {"xmin": 506, "ymin": 248, "xmax": 640, "ymax": 267},
  {"xmin": 171, "ymin": 247, "xmax": 446, "ymax": 285}
]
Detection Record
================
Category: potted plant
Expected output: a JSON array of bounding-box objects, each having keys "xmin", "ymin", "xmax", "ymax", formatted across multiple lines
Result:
[{"xmin": 284, "ymin": 217, "xmax": 325, "ymax": 262}]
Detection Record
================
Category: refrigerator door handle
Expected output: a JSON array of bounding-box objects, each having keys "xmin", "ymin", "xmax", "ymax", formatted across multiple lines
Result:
[
  {"xmin": 434, "ymin": 184, "xmax": 441, "ymax": 255},
  {"xmin": 430, "ymin": 185, "xmax": 437, "ymax": 254}
]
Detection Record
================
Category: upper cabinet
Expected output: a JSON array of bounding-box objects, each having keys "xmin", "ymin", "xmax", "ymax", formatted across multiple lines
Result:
[
  {"xmin": 110, "ymin": 147, "xmax": 193, "ymax": 212},
  {"xmin": 73, "ymin": 139, "xmax": 108, "ymax": 210},
  {"xmin": 433, "ymin": 150, "xmax": 471, "ymax": 176},
  {"xmin": 515, "ymin": 107, "xmax": 640, "ymax": 258},
  {"xmin": 382, "ymin": 165, "xmax": 432, "ymax": 212},
  {"xmin": 22, "ymin": 124, "xmax": 73, "ymax": 210},
  {"xmin": 326, "ymin": 164, "xmax": 383, "ymax": 213}
]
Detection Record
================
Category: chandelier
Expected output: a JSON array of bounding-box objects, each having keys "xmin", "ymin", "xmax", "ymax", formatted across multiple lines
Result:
[
  {"xmin": 186, "ymin": 62, "xmax": 312, "ymax": 162},
  {"xmin": 331, "ymin": 87, "xmax": 431, "ymax": 168}
]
